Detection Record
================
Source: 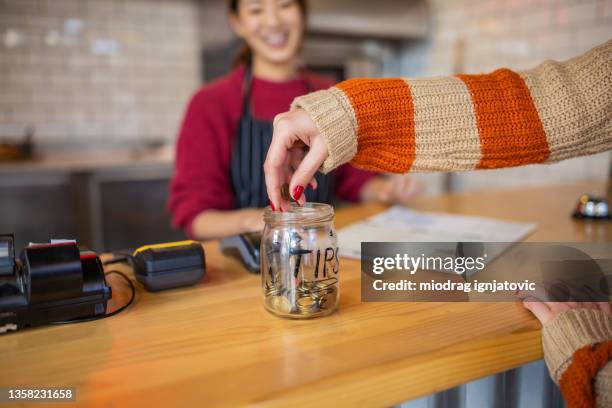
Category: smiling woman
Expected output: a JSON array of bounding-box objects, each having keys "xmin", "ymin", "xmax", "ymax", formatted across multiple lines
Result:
[
  {"xmin": 228, "ymin": 0, "xmax": 308, "ymax": 79},
  {"xmin": 168, "ymin": 0, "xmax": 420, "ymax": 241}
]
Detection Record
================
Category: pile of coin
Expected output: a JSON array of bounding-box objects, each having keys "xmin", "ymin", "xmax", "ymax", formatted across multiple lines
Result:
[
  {"xmin": 262, "ymin": 203, "xmax": 339, "ymax": 318},
  {"xmin": 264, "ymin": 277, "xmax": 338, "ymax": 317}
]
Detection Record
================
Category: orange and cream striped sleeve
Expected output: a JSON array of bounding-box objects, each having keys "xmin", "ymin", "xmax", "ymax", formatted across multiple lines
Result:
[
  {"xmin": 542, "ymin": 309, "xmax": 612, "ymax": 407},
  {"xmin": 291, "ymin": 40, "xmax": 612, "ymax": 174}
]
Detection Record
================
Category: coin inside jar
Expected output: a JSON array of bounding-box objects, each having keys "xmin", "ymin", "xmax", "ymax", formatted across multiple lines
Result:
[
  {"xmin": 297, "ymin": 281, "xmax": 315, "ymax": 293},
  {"xmin": 264, "ymin": 282, "xmax": 281, "ymax": 297},
  {"xmin": 296, "ymin": 296, "xmax": 316, "ymax": 313},
  {"xmin": 267, "ymin": 295, "xmax": 292, "ymax": 314},
  {"xmin": 321, "ymin": 287, "xmax": 338, "ymax": 309}
]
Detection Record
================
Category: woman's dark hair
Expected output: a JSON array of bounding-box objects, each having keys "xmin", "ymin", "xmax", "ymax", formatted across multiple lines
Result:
[{"xmin": 228, "ymin": 0, "xmax": 308, "ymax": 66}]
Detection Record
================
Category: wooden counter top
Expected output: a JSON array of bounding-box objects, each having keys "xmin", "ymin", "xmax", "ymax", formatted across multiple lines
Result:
[
  {"xmin": 0, "ymin": 146, "xmax": 173, "ymax": 174},
  {"xmin": 2, "ymin": 181, "xmax": 609, "ymax": 407}
]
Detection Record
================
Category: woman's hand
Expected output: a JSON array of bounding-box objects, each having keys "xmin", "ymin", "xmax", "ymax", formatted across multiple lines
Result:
[
  {"xmin": 520, "ymin": 281, "xmax": 611, "ymax": 325},
  {"xmin": 523, "ymin": 299, "xmax": 611, "ymax": 325},
  {"xmin": 241, "ymin": 208, "xmax": 266, "ymax": 233},
  {"xmin": 191, "ymin": 208, "xmax": 265, "ymax": 240},
  {"xmin": 264, "ymin": 109, "xmax": 329, "ymax": 211},
  {"xmin": 360, "ymin": 174, "xmax": 423, "ymax": 205}
]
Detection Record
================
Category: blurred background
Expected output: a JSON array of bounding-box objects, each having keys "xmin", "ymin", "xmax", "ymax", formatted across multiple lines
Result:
[{"xmin": 0, "ymin": 0, "xmax": 610, "ymax": 251}]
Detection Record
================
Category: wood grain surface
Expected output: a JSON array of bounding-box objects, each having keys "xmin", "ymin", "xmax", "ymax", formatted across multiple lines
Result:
[{"xmin": 1, "ymin": 181, "xmax": 609, "ymax": 408}]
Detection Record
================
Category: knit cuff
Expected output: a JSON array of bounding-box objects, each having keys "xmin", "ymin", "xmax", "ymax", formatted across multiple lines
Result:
[
  {"xmin": 542, "ymin": 309, "xmax": 612, "ymax": 383},
  {"xmin": 291, "ymin": 88, "xmax": 358, "ymax": 174}
]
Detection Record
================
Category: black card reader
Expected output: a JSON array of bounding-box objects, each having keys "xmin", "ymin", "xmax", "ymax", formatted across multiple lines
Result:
[{"xmin": 132, "ymin": 241, "xmax": 206, "ymax": 292}]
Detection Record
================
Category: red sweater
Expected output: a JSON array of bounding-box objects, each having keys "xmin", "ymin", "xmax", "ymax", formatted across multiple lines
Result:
[{"xmin": 169, "ymin": 65, "xmax": 377, "ymax": 236}]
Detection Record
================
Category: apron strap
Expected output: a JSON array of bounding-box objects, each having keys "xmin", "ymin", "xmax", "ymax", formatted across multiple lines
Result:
[
  {"xmin": 233, "ymin": 66, "xmax": 333, "ymax": 209},
  {"xmin": 242, "ymin": 67, "xmax": 254, "ymax": 117}
]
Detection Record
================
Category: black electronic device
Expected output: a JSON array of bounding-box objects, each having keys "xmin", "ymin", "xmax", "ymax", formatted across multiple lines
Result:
[
  {"xmin": 132, "ymin": 240, "xmax": 206, "ymax": 291},
  {"xmin": 0, "ymin": 235, "xmax": 111, "ymax": 333},
  {"xmin": 219, "ymin": 232, "xmax": 261, "ymax": 273}
]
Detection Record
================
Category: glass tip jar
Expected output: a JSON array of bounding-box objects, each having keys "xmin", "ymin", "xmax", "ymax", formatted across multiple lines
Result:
[{"xmin": 261, "ymin": 203, "xmax": 339, "ymax": 319}]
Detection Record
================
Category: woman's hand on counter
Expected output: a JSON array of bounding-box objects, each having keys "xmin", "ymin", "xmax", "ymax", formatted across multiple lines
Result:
[
  {"xmin": 241, "ymin": 208, "xmax": 266, "ymax": 233},
  {"xmin": 360, "ymin": 174, "xmax": 423, "ymax": 205},
  {"xmin": 191, "ymin": 208, "xmax": 265, "ymax": 241},
  {"xmin": 265, "ymin": 109, "xmax": 328, "ymax": 211},
  {"xmin": 522, "ymin": 298, "xmax": 611, "ymax": 324}
]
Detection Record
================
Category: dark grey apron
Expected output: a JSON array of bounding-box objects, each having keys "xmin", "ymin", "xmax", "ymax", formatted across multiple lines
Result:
[{"xmin": 230, "ymin": 68, "xmax": 334, "ymax": 209}]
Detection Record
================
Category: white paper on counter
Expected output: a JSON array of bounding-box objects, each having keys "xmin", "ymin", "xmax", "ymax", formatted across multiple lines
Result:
[{"xmin": 337, "ymin": 206, "xmax": 536, "ymax": 260}]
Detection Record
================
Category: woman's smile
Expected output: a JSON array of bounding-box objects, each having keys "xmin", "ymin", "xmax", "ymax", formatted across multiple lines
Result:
[{"xmin": 261, "ymin": 31, "xmax": 289, "ymax": 49}]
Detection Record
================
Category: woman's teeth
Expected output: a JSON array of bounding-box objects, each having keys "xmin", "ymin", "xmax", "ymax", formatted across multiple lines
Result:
[{"xmin": 263, "ymin": 33, "xmax": 288, "ymax": 47}]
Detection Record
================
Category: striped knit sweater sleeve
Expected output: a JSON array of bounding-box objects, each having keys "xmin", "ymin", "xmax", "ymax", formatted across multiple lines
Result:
[
  {"xmin": 542, "ymin": 309, "xmax": 612, "ymax": 408},
  {"xmin": 291, "ymin": 40, "xmax": 611, "ymax": 174},
  {"xmin": 292, "ymin": 40, "xmax": 612, "ymax": 407}
]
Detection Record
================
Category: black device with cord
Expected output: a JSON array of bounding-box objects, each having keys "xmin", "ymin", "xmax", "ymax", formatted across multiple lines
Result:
[
  {"xmin": 0, "ymin": 236, "xmax": 205, "ymax": 333},
  {"xmin": 49, "ymin": 270, "xmax": 135, "ymax": 325},
  {"xmin": 100, "ymin": 241, "xmax": 207, "ymax": 292},
  {"xmin": 131, "ymin": 240, "xmax": 206, "ymax": 292},
  {"xmin": 0, "ymin": 235, "xmax": 134, "ymax": 333}
]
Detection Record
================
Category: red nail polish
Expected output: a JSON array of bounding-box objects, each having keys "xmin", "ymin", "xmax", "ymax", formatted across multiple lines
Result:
[
  {"xmin": 292, "ymin": 185, "xmax": 304, "ymax": 201},
  {"xmin": 270, "ymin": 202, "xmax": 276, "ymax": 211}
]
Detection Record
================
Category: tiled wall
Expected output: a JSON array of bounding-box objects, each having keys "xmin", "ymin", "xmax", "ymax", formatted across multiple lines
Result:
[
  {"xmin": 400, "ymin": 0, "xmax": 612, "ymax": 192},
  {"xmin": 0, "ymin": 0, "xmax": 202, "ymax": 150},
  {"xmin": 408, "ymin": 0, "xmax": 612, "ymax": 76},
  {"xmin": 1, "ymin": 0, "xmax": 610, "ymax": 192}
]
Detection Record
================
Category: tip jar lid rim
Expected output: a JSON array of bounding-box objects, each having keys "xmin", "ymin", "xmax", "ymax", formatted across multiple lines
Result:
[{"xmin": 264, "ymin": 202, "xmax": 334, "ymax": 224}]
